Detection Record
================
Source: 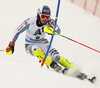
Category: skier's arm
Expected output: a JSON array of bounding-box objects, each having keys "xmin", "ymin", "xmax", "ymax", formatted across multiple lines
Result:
[
  {"xmin": 5, "ymin": 18, "xmax": 30, "ymax": 55},
  {"xmin": 11, "ymin": 18, "xmax": 30, "ymax": 43},
  {"xmin": 46, "ymin": 19, "xmax": 61, "ymax": 34},
  {"xmin": 43, "ymin": 26, "xmax": 58, "ymax": 35}
]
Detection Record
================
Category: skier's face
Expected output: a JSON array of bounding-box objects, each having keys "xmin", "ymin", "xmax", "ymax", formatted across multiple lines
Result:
[
  {"xmin": 40, "ymin": 18, "xmax": 48, "ymax": 24},
  {"xmin": 40, "ymin": 14, "xmax": 50, "ymax": 24}
]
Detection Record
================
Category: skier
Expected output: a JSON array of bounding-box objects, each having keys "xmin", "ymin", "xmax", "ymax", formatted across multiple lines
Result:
[{"xmin": 5, "ymin": 5, "xmax": 87, "ymax": 80}]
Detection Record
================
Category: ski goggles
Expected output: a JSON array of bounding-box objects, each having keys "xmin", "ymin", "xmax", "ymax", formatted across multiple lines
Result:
[{"xmin": 41, "ymin": 14, "xmax": 50, "ymax": 20}]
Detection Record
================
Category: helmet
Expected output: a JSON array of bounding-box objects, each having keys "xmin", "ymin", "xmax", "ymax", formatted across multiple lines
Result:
[
  {"xmin": 37, "ymin": 5, "xmax": 51, "ymax": 20},
  {"xmin": 42, "ymin": 5, "xmax": 51, "ymax": 15}
]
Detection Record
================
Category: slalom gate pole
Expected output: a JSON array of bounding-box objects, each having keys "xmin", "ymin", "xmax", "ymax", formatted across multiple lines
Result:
[
  {"xmin": 41, "ymin": 0, "xmax": 61, "ymax": 67},
  {"xmin": 57, "ymin": 33, "xmax": 100, "ymax": 53}
]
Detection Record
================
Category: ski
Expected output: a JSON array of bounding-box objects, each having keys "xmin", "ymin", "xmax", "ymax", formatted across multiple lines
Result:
[
  {"xmin": 87, "ymin": 76, "xmax": 97, "ymax": 83},
  {"xmin": 49, "ymin": 61, "xmax": 97, "ymax": 84},
  {"xmin": 63, "ymin": 68, "xmax": 97, "ymax": 83}
]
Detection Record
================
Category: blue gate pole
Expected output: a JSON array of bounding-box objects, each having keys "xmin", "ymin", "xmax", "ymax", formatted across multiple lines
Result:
[{"xmin": 41, "ymin": 0, "xmax": 61, "ymax": 66}]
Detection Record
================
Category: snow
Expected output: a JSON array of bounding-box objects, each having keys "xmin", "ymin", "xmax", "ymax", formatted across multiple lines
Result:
[{"xmin": 0, "ymin": 0, "xmax": 100, "ymax": 88}]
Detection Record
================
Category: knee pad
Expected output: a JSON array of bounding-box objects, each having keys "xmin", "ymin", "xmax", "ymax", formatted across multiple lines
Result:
[
  {"xmin": 25, "ymin": 44, "xmax": 40, "ymax": 56},
  {"xmin": 49, "ymin": 48, "xmax": 60, "ymax": 62},
  {"xmin": 31, "ymin": 45, "xmax": 40, "ymax": 52},
  {"xmin": 33, "ymin": 49, "xmax": 52, "ymax": 67}
]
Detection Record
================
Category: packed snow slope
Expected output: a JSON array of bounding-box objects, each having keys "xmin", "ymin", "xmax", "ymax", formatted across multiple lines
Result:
[{"xmin": 0, "ymin": 0, "xmax": 100, "ymax": 88}]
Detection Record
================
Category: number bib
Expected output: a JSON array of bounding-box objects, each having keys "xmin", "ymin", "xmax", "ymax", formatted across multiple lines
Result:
[{"xmin": 25, "ymin": 17, "xmax": 47, "ymax": 42}]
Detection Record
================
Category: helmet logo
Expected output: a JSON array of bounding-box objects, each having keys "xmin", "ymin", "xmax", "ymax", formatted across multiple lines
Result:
[
  {"xmin": 43, "ymin": 9, "xmax": 50, "ymax": 13},
  {"xmin": 42, "ymin": 5, "xmax": 51, "ymax": 15}
]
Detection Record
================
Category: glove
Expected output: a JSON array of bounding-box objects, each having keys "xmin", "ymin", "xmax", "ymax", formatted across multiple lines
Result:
[
  {"xmin": 43, "ymin": 26, "xmax": 58, "ymax": 35},
  {"xmin": 5, "ymin": 41, "xmax": 15, "ymax": 55}
]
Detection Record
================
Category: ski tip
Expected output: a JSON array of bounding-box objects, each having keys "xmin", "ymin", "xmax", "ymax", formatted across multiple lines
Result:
[{"xmin": 88, "ymin": 76, "xmax": 97, "ymax": 83}]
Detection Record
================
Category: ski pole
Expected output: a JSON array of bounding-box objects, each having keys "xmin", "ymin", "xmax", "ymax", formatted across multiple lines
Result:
[
  {"xmin": 86, "ymin": 76, "xmax": 96, "ymax": 83},
  {"xmin": 56, "ymin": 33, "xmax": 100, "ymax": 53},
  {"xmin": 0, "ymin": 50, "xmax": 5, "ymax": 51},
  {"xmin": 41, "ymin": 0, "xmax": 61, "ymax": 67},
  {"xmin": 0, "ymin": 49, "xmax": 12, "ymax": 55}
]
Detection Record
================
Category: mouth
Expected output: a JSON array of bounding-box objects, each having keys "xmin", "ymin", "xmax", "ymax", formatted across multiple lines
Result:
[{"xmin": 41, "ymin": 18, "xmax": 47, "ymax": 24}]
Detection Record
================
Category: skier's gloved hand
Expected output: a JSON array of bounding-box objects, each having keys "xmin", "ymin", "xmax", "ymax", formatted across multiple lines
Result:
[
  {"xmin": 5, "ymin": 41, "xmax": 15, "ymax": 55},
  {"xmin": 43, "ymin": 26, "xmax": 58, "ymax": 35}
]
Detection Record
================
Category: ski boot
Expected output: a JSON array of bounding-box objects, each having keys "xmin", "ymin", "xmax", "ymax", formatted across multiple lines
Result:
[
  {"xmin": 76, "ymin": 71, "xmax": 87, "ymax": 80},
  {"xmin": 62, "ymin": 67, "xmax": 68, "ymax": 74},
  {"xmin": 50, "ymin": 61, "xmax": 62, "ymax": 72}
]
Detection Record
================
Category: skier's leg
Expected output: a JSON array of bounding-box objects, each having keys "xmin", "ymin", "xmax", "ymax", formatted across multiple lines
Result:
[
  {"xmin": 25, "ymin": 44, "xmax": 52, "ymax": 67},
  {"xmin": 60, "ymin": 56, "xmax": 78, "ymax": 71},
  {"xmin": 33, "ymin": 49, "xmax": 52, "ymax": 67},
  {"xmin": 31, "ymin": 43, "xmax": 63, "ymax": 71},
  {"xmin": 59, "ymin": 56, "xmax": 87, "ymax": 79},
  {"xmin": 47, "ymin": 47, "xmax": 78, "ymax": 72},
  {"xmin": 25, "ymin": 43, "xmax": 88, "ymax": 80},
  {"xmin": 46, "ymin": 47, "xmax": 84, "ymax": 76}
]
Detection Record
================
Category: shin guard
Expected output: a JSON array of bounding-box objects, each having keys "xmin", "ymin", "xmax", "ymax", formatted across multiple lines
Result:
[
  {"xmin": 33, "ymin": 49, "xmax": 52, "ymax": 67},
  {"xmin": 60, "ymin": 57, "xmax": 78, "ymax": 72}
]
